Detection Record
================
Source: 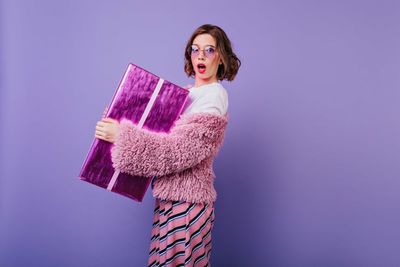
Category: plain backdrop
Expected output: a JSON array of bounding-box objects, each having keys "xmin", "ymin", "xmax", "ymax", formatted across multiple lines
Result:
[{"xmin": 1, "ymin": 0, "xmax": 399, "ymax": 266}]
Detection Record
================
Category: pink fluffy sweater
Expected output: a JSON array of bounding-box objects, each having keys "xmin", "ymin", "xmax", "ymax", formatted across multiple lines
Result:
[{"xmin": 111, "ymin": 113, "xmax": 228, "ymax": 204}]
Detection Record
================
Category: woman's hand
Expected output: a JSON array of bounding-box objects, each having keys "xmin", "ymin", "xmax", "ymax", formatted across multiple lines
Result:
[{"xmin": 95, "ymin": 107, "xmax": 120, "ymax": 143}]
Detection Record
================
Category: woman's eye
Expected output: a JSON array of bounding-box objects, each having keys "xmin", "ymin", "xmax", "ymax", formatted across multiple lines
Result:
[
  {"xmin": 205, "ymin": 47, "xmax": 215, "ymax": 54},
  {"xmin": 191, "ymin": 46, "xmax": 199, "ymax": 53}
]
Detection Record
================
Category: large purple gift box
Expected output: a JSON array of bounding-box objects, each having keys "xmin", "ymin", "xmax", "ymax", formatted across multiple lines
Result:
[{"xmin": 79, "ymin": 63, "xmax": 189, "ymax": 202}]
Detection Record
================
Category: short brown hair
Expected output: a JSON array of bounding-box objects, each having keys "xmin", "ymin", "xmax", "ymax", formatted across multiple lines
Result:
[{"xmin": 184, "ymin": 24, "xmax": 241, "ymax": 81}]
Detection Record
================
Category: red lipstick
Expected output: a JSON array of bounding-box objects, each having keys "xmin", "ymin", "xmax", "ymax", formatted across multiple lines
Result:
[{"xmin": 197, "ymin": 63, "xmax": 206, "ymax": 74}]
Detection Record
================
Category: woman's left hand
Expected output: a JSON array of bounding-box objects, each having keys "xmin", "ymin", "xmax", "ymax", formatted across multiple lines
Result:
[{"xmin": 95, "ymin": 118, "xmax": 120, "ymax": 143}]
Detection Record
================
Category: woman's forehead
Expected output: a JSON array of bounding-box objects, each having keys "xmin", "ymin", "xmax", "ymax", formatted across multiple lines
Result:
[{"xmin": 192, "ymin": 34, "xmax": 216, "ymax": 46}]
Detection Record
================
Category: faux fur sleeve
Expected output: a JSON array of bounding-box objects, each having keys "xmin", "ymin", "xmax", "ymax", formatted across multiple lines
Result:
[{"xmin": 110, "ymin": 113, "xmax": 227, "ymax": 177}]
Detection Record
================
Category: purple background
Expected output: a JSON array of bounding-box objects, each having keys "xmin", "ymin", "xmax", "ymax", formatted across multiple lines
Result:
[{"xmin": 1, "ymin": 0, "xmax": 399, "ymax": 266}]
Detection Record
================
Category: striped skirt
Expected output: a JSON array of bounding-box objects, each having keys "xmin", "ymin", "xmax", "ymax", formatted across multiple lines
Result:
[{"xmin": 148, "ymin": 198, "xmax": 215, "ymax": 267}]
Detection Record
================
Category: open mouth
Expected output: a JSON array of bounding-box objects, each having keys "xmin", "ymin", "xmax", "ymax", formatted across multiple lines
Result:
[{"xmin": 197, "ymin": 63, "xmax": 206, "ymax": 74}]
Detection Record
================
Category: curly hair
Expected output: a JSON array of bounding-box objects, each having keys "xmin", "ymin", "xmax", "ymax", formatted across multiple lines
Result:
[{"xmin": 184, "ymin": 24, "xmax": 241, "ymax": 81}]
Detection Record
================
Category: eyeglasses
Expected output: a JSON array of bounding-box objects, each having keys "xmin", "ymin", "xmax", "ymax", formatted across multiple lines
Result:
[{"xmin": 190, "ymin": 45, "xmax": 217, "ymax": 59}]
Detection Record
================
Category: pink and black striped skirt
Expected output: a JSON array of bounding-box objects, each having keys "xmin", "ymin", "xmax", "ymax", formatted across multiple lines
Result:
[{"xmin": 148, "ymin": 198, "xmax": 215, "ymax": 267}]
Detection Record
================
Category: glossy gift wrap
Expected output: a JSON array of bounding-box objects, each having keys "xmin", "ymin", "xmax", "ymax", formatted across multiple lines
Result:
[{"xmin": 79, "ymin": 63, "xmax": 189, "ymax": 202}]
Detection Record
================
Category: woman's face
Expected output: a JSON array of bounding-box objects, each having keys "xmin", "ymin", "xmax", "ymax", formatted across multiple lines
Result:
[{"xmin": 190, "ymin": 33, "xmax": 221, "ymax": 86}]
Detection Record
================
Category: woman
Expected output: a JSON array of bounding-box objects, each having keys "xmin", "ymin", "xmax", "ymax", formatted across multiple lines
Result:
[{"xmin": 95, "ymin": 24, "xmax": 240, "ymax": 266}]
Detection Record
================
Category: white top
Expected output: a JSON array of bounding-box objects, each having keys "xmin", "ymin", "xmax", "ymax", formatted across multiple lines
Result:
[{"xmin": 182, "ymin": 82, "xmax": 228, "ymax": 116}]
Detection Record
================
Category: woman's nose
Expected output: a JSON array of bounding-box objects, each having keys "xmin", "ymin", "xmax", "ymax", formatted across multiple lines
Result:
[{"xmin": 197, "ymin": 50, "xmax": 206, "ymax": 60}]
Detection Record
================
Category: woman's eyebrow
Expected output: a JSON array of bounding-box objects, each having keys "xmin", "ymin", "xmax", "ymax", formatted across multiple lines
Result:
[{"xmin": 192, "ymin": 44, "xmax": 216, "ymax": 48}]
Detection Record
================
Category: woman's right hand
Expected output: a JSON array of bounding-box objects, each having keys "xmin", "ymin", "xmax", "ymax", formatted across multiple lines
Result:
[{"xmin": 95, "ymin": 106, "xmax": 121, "ymax": 143}]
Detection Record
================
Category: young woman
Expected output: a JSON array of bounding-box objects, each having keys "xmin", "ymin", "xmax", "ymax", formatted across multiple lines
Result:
[{"xmin": 95, "ymin": 24, "xmax": 240, "ymax": 266}]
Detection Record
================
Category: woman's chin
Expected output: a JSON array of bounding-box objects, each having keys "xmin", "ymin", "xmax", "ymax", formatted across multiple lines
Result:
[{"xmin": 195, "ymin": 72, "xmax": 210, "ymax": 80}]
